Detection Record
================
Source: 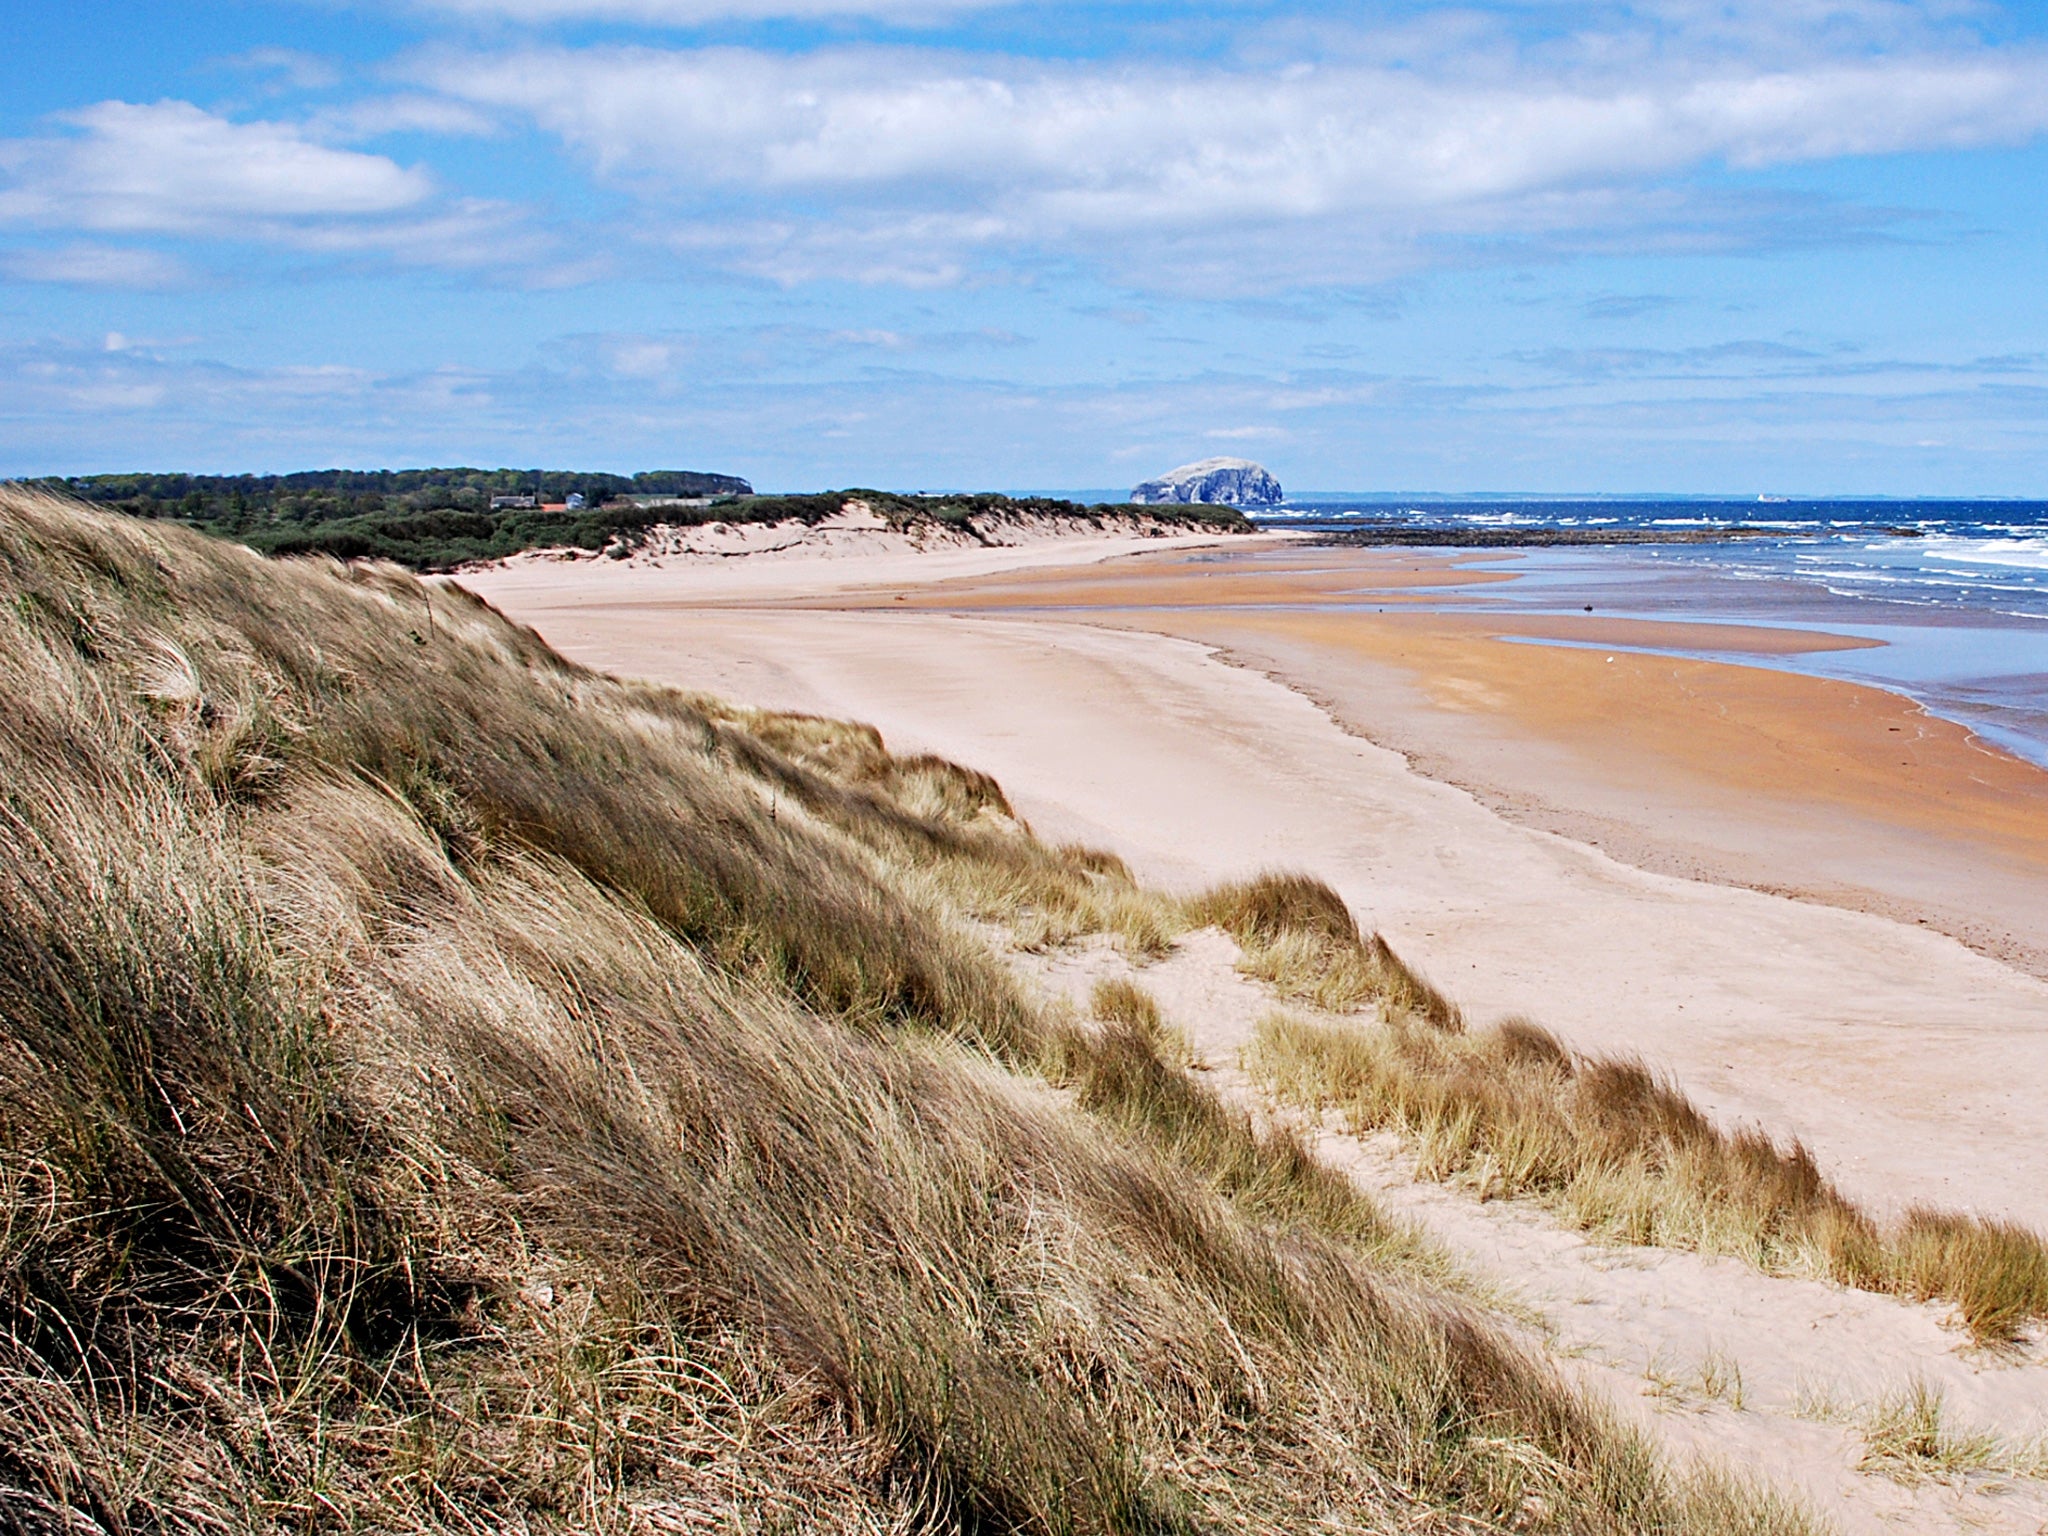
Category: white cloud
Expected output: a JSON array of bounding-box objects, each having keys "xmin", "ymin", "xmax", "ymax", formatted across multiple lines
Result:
[
  {"xmin": 558, "ymin": 321, "xmax": 1026, "ymax": 384},
  {"xmin": 604, "ymin": 338, "xmax": 686, "ymax": 377},
  {"xmin": 9, "ymin": 11, "xmax": 2044, "ymax": 302},
  {"xmin": 2, "ymin": 243, "xmax": 192, "ymax": 289},
  {"xmin": 223, "ymin": 47, "xmax": 344, "ymax": 92},
  {"xmin": 0, "ymin": 100, "xmax": 434, "ymax": 235},
  {"xmin": 432, "ymin": 45, "xmax": 2048, "ymax": 215},
  {"xmin": 310, "ymin": 94, "xmax": 501, "ymax": 143},
  {"xmin": 399, "ymin": 0, "xmax": 1962, "ymax": 39},
  {"xmin": 0, "ymin": 101, "xmax": 567, "ymax": 282},
  {"xmin": 281, "ymin": 195, "xmax": 544, "ymax": 264},
  {"xmin": 415, "ymin": 39, "xmax": 2048, "ymax": 289}
]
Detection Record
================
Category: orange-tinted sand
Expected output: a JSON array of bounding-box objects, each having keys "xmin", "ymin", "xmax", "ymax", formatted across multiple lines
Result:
[{"xmin": 820, "ymin": 544, "xmax": 2048, "ymax": 972}]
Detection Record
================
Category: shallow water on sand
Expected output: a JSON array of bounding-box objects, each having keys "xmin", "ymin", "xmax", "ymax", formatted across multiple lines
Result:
[{"xmin": 1292, "ymin": 539, "xmax": 2048, "ymax": 770}]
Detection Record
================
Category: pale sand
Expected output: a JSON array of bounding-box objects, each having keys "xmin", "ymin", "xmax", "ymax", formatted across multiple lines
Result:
[
  {"xmin": 463, "ymin": 540, "xmax": 2048, "ymax": 1229},
  {"xmin": 462, "ymin": 531, "xmax": 2048, "ymax": 1528},
  {"xmin": 467, "ymin": 514, "xmax": 1245, "ymax": 600}
]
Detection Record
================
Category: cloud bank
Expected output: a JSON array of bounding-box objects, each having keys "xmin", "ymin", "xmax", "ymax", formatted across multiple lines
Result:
[
  {"xmin": 410, "ymin": 0, "xmax": 997, "ymax": 21},
  {"xmin": 0, "ymin": 100, "xmax": 433, "ymax": 233},
  {"xmin": 0, "ymin": 99, "xmax": 553, "ymax": 274},
  {"xmin": 7, "ymin": 9, "xmax": 2048, "ymax": 294},
  {"xmin": 417, "ymin": 39, "xmax": 2048, "ymax": 287},
  {"xmin": 436, "ymin": 48, "xmax": 2048, "ymax": 211}
]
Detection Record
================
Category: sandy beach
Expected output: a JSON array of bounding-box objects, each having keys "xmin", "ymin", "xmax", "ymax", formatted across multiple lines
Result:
[
  {"xmin": 857, "ymin": 543, "xmax": 2048, "ymax": 973},
  {"xmin": 461, "ymin": 532, "xmax": 2048, "ymax": 1227},
  {"xmin": 458, "ymin": 528, "xmax": 2048, "ymax": 1531}
]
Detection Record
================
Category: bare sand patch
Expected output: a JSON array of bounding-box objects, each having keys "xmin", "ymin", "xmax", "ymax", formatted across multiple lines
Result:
[{"xmin": 462, "ymin": 514, "xmax": 1264, "ymax": 597}]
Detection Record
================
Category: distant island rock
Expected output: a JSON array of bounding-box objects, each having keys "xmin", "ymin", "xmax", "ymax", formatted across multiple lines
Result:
[{"xmin": 1130, "ymin": 457, "xmax": 1282, "ymax": 507}]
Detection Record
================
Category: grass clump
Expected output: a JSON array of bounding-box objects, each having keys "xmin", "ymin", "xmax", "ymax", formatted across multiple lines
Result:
[
  {"xmin": 1204, "ymin": 869, "xmax": 2048, "ymax": 1346},
  {"xmin": 1075, "ymin": 979, "xmax": 1406, "ymax": 1252},
  {"xmin": 1856, "ymin": 1383, "xmax": 2002, "ymax": 1482},
  {"xmin": 1782, "ymin": 1367, "xmax": 2048, "ymax": 1492},
  {"xmin": 1889, "ymin": 1209, "xmax": 2048, "ymax": 1347},
  {"xmin": 1188, "ymin": 872, "xmax": 1462, "ymax": 1025},
  {"xmin": 1246, "ymin": 1005, "xmax": 2048, "ymax": 1346},
  {"xmin": 1853, "ymin": 1381, "xmax": 2048, "ymax": 1484},
  {"xmin": 695, "ymin": 697, "xmax": 1187, "ymax": 961},
  {"xmin": 0, "ymin": 488, "xmax": 1803, "ymax": 1534}
]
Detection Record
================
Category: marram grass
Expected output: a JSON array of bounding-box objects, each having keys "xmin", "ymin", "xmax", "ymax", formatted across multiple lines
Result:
[
  {"xmin": 1245, "ymin": 998, "xmax": 2048, "ymax": 1345},
  {"xmin": 0, "ymin": 488, "xmax": 1812, "ymax": 1534}
]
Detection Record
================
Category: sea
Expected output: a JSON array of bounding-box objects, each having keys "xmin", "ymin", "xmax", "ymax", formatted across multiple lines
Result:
[{"xmin": 1252, "ymin": 498, "xmax": 2048, "ymax": 769}]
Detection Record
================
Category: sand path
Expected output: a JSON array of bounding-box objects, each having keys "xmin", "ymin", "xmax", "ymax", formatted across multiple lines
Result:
[{"xmin": 1020, "ymin": 931, "xmax": 2048, "ymax": 1536}]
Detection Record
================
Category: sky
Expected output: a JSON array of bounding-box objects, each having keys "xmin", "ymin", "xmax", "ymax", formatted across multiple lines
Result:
[{"xmin": 3, "ymin": 1, "xmax": 2047, "ymax": 494}]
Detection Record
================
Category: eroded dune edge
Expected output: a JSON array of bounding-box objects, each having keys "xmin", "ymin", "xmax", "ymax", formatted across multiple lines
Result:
[{"xmin": 4, "ymin": 488, "xmax": 2044, "ymax": 1534}]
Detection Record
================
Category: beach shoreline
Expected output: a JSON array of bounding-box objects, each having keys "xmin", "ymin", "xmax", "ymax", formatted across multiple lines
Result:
[
  {"xmin": 826, "ymin": 542, "xmax": 2048, "ymax": 978},
  {"xmin": 457, "ymin": 532, "xmax": 2048, "ymax": 1230}
]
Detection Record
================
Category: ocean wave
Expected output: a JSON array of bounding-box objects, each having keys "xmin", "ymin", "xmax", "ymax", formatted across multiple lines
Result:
[{"xmin": 1915, "ymin": 537, "xmax": 2048, "ymax": 572}]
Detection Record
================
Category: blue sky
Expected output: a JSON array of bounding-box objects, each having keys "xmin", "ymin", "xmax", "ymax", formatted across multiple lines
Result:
[{"xmin": 4, "ymin": 1, "xmax": 2047, "ymax": 493}]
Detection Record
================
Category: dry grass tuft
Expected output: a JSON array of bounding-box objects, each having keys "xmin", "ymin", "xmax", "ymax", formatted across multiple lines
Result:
[
  {"xmin": 1856, "ymin": 1383, "xmax": 1998, "ymax": 1482},
  {"xmin": 1089, "ymin": 975, "xmax": 1171, "ymax": 1035},
  {"xmin": 1247, "ymin": 1007, "xmax": 2048, "ymax": 1345},
  {"xmin": 1695, "ymin": 1347, "xmax": 1746, "ymax": 1412},
  {"xmin": 1853, "ymin": 1380, "xmax": 2048, "ymax": 1484},
  {"xmin": 1187, "ymin": 872, "xmax": 1463, "ymax": 1026},
  {"xmin": 695, "ymin": 696, "xmax": 1184, "ymax": 962},
  {"xmin": 1074, "ymin": 978, "xmax": 1405, "ymax": 1250},
  {"xmin": 1889, "ymin": 1209, "xmax": 2048, "ymax": 1346},
  {"xmin": 0, "ymin": 488, "xmax": 1815, "ymax": 1533}
]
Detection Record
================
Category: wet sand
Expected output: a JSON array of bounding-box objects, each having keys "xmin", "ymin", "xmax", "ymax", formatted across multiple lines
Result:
[{"xmin": 850, "ymin": 544, "xmax": 2048, "ymax": 977}]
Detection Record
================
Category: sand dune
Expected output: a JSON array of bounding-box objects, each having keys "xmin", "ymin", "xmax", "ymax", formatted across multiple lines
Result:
[{"xmin": 462, "ymin": 529, "xmax": 2048, "ymax": 1531}]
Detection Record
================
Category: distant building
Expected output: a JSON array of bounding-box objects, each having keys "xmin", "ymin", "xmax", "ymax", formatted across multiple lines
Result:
[
  {"xmin": 489, "ymin": 495, "xmax": 537, "ymax": 510},
  {"xmin": 566, "ymin": 493, "xmax": 586, "ymax": 510}
]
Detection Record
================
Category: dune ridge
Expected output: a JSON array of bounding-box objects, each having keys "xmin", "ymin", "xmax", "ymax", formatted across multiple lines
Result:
[{"xmin": 0, "ymin": 488, "xmax": 1826, "ymax": 1534}]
